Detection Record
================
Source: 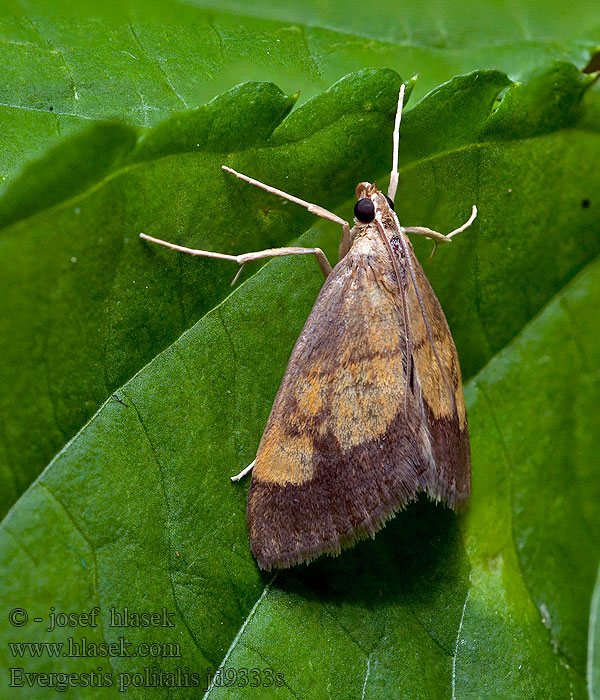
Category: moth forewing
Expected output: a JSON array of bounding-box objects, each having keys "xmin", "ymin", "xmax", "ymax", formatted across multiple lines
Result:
[{"xmin": 377, "ymin": 195, "xmax": 470, "ymax": 509}]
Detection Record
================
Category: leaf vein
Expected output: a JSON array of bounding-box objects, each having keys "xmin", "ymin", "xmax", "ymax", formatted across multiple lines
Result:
[
  {"xmin": 37, "ymin": 481, "xmax": 116, "ymax": 679},
  {"xmin": 203, "ymin": 575, "xmax": 277, "ymax": 699},
  {"xmin": 121, "ymin": 391, "xmax": 206, "ymax": 658},
  {"xmin": 451, "ymin": 585, "xmax": 470, "ymax": 699},
  {"xmin": 476, "ymin": 383, "xmax": 580, "ymax": 673},
  {"xmin": 128, "ymin": 23, "xmax": 189, "ymax": 109}
]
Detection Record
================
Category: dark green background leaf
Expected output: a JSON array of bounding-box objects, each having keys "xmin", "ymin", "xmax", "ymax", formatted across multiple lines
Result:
[
  {"xmin": 0, "ymin": 0, "xmax": 598, "ymax": 189},
  {"xmin": 590, "ymin": 565, "xmax": 600, "ymax": 698},
  {"xmin": 0, "ymin": 68, "xmax": 408, "ymax": 517}
]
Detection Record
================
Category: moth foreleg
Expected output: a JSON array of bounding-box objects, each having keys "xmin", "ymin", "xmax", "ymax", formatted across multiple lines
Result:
[
  {"xmin": 235, "ymin": 246, "xmax": 332, "ymax": 280},
  {"xmin": 403, "ymin": 205, "xmax": 477, "ymax": 259},
  {"xmin": 231, "ymin": 459, "xmax": 255, "ymax": 482}
]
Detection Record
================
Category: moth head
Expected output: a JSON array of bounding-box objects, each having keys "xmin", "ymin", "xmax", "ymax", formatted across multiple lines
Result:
[{"xmin": 353, "ymin": 182, "xmax": 394, "ymax": 224}]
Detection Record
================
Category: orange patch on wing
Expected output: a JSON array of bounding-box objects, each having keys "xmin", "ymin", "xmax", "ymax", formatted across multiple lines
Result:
[
  {"xmin": 331, "ymin": 352, "xmax": 405, "ymax": 448},
  {"xmin": 413, "ymin": 332, "xmax": 467, "ymax": 430},
  {"xmin": 254, "ymin": 424, "xmax": 316, "ymax": 485},
  {"xmin": 255, "ymin": 347, "xmax": 407, "ymax": 485},
  {"xmin": 295, "ymin": 371, "xmax": 324, "ymax": 417}
]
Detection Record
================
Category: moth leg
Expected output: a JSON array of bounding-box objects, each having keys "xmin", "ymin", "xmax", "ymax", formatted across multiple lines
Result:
[
  {"xmin": 404, "ymin": 205, "xmax": 477, "ymax": 259},
  {"xmin": 388, "ymin": 83, "xmax": 406, "ymax": 203},
  {"xmin": 235, "ymin": 246, "xmax": 332, "ymax": 278},
  {"xmin": 140, "ymin": 233, "xmax": 332, "ymax": 282},
  {"xmin": 231, "ymin": 459, "xmax": 255, "ymax": 482}
]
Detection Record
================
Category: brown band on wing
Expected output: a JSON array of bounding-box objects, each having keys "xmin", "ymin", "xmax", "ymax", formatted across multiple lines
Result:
[{"xmin": 248, "ymin": 401, "xmax": 436, "ymax": 570}]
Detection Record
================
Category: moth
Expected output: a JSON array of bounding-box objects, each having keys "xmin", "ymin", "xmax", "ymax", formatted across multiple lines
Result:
[{"xmin": 141, "ymin": 83, "xmax": 476, "ymax": 570}]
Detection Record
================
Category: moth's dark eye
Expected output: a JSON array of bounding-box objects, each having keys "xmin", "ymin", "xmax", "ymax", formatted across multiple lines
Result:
[
  {"xmin": 354, "ymin": 198, "xmax": 375, "ymax": 222},
  {"xmin": 385, "ymin": 195, "xmax": 395, "ymax": 211}
]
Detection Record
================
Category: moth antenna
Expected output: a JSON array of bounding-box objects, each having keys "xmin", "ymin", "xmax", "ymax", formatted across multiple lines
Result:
[
  {"xmin": 221, "ymin": 166, "xmax": 351, "ymax": 239},
  {"xmin": 387, "ymin": 83, "xmax": 405, "ymax": 203}
]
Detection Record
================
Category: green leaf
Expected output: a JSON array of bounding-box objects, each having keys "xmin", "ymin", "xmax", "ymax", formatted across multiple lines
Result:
[
  {"xmin": 457, "ymin": 258, "xmax": 600, "ymax": 698},
  {"xmin": 1, "ymin": 215, "xmax": 599, "ymax": 699},
  {"xmin": 1, "ymin": 62, "xmax": 600, "ymax": 698},
  {"xmin": 128, "ymin": 81, "xmax": 299, "ymax": 162},
  {"xmin": 0, "ymin": 123, "xmax": 138, "ymax": 232},
  {"xmin": 1, "ymin": 0, "xmax": 598, "ymax": 189},
  {"xmin": 481, "ymin": 61, "xmax": 596, "ymax": 139}
]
